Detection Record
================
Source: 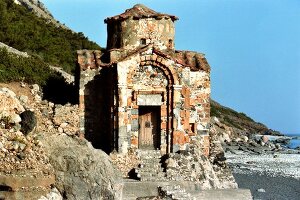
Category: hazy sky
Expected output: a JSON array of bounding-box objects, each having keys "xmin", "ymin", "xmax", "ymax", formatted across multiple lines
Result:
[{"xmin": 40, "ymin": 0, "xmax": 300, "ymax": 134}]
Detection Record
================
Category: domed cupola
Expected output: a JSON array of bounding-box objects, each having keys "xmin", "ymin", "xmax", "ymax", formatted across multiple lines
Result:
[{"xmin": 104, "ymin": 4, "xmax": 178, "ymax": 50}]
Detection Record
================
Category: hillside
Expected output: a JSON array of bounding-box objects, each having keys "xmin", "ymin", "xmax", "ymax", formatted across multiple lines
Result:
[
  {"xmin": 0, "ymin": 0, "xmax": 280, "ymax": 136},
  {"xmin": 0, "ymin": 0, "xmax": 101, "ymax": 74},
  {"xmin": 13, "ymin": 0, "xmax": 68, "ymax": 29},
  {"xmin": 210, "ymin": 99, "xmax": 282, "ymax": 137}
]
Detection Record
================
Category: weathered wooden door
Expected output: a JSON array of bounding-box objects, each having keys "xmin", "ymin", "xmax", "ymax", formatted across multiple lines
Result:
[{"xmin": 138, "ymin": 106, "xmax": 160, "ymax": 149}]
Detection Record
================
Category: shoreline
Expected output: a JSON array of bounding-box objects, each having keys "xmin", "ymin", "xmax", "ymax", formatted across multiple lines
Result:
[
  {"xmin": 226, "ymin": 152, "xmax": 300, "ymax": 179},
  {"xmin": 225, "ymin": 139, "xmax": 300, "ymax": 200},
  {"xmin": 233, "ymin": 172, "xmax": 300, "ymax": 200}
]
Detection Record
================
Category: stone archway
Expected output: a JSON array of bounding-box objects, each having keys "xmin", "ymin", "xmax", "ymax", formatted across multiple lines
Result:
[{"xmin": 125, "ymin": 53, "xmax": 179, "ymax": 154}]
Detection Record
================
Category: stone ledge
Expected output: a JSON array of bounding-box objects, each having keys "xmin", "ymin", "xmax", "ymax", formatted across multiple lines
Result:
[{"xmin": 0, "ymin": 174, "xmax": 55, "ymax": 191}]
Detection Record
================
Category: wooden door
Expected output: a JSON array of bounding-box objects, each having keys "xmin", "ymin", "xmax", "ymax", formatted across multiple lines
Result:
[{"xmin": 139, "ymin": 106, "xmax": 160, "ymax": 149}]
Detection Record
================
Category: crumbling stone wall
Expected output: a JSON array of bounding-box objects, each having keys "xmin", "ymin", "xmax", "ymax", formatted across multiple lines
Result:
[
  {"xmin": 78, "ymin": 65, "xmax": 117, "ymax": 154},
  {"xmin": 106, "ymin": 18, "xmax": 175, "ymax": 50}
]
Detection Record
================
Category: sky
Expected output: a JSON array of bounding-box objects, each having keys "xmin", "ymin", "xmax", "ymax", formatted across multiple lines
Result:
[{"xmin": 40, "ymin": 0, "xmax": 300, "ymax": 135}]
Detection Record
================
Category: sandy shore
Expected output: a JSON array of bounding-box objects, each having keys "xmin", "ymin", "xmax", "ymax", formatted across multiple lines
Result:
[{"xmin": 226, "ymin": 151, "xmax": 300, "ymax": 200}]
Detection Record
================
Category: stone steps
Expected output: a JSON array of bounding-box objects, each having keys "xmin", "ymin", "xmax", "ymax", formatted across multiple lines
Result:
[{"xmin": 136, "ymin": 150, "xmax": 167, "ymax": 182}]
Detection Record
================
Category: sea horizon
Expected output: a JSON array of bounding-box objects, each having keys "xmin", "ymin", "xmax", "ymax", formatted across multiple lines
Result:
[{"xmin": 284, "ymin": 133, "xmax": 300, "ymax": 137}]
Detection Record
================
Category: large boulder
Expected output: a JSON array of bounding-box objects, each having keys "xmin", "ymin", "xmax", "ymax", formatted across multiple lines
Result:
[
  {"xmin": 0, "ymin": 87, "xmax": 24, "ymax": 128},
  {"xmin": 42, "ymin": 134, "xmax": 123, "ymax": 200},
  {"xmin": 0, "ymin": 87, "xmax": 24, "ymax": 114},
  {"xmin": 20, "ymin": 110, "xmax": 37, "ymax": 135}
]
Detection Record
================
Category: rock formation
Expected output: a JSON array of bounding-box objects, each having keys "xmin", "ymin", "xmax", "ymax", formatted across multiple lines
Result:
[
  {"xmin": 13, "ymin": 0, "xmax": 69, "ymax": 29},
  {"xmin": 0, "ymin": 83, "xmax": 122, "ymax": 199}
]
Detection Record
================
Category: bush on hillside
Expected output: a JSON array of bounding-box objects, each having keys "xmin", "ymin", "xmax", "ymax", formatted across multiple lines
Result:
[
  {"xmin": 0, "ymin": 0, "xmax": 101, "ymax": 74},
  {"xmin": 0, "ymin": 48, "xmax": 59, "ymax": 85}
]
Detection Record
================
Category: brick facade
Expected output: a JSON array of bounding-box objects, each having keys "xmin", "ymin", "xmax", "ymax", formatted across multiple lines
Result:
[{"xmin": 77, "ymin": 4, "xmax": 211, "ymax": 155}]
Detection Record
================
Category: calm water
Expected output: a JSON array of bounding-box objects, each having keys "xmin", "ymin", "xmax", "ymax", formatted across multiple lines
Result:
[{"xmin": 285, "ymin": 133, "xmax": 300, "ymax": 149}]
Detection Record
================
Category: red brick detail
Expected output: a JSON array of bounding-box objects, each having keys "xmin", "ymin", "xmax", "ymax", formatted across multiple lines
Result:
[
  {"xmin": 127, "ymin": 97, "xmax": 132, "ymax": 106},
  {"xmin": 131, "ymin": 137, "xmax": 138, "ymax": 146},
  {"xmin": 161, "ymin": 122, "xmax": 167, "ymax": 129},
  {"xmin": 124, "ymin": 117, "xmax": 129, "ymax": 124},
  {"xmin": 180, "ymin": 110, "xmax": 185, "ymax": 118},
  {"xmin": 184, "ymin": 135, "xmax": 190, "ymax": 143},
  {"xmin": 203, "ymin": 147, "xmax": 210, "ymax": 157},
  {"xmin": 168, "ymin": 120, "xmax": 172, "ymax": 129},
  {"xmin": 131, "ymin": 114, "xmax": 138, "ymax": 119},
  {"xmin": 161, "ymin": 108, "xmax": 167, "ymax": 117},
  {"xmin": 79, "ymin": 95, "xmax": 85, "ymax": 110},
  {"xmin": 203, "ymin": 135, "xmax": 210, "ymax": 147},
  {"xmin": 184, "ymin": 118, "xmax": 190, "ymax": 130},
  {"xmin": 173, "ymin": 131, "xmax": 185, "ymax": 145},
  {"xmin": 190, "ymin": 98, "xmax": 196, "ymax": 106},
  {"xmin": 152, "ymin": 54, "xmax": 158, "ymax": 61},
  {"xmin": 184, "ymin": 96, "xmax": 190, "ymax": 109},
  {"xmin": 161, "ymin": 105, "xmax": 167, "ymax": 109},
  {"xmin": 156, "ymin": 56, "xmax": 162, "ymax": 63}
]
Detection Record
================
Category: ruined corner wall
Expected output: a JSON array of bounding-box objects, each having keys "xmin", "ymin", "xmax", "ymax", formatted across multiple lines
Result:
[{"xmin": 77, "ymin": 60, "xmax": 117, "ymax": 154}]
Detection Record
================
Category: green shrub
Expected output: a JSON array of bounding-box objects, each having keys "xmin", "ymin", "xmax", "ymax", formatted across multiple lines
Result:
[
  {"xmin": 0, "ymin": 0, "xmax": 101, "ymax": 74},
  {"xmin": 0, "ymin": 48, "xmax": 59, "ymax": 85},
  {"xmin": 210, "ymin": 103, "xmax": 221, "ymax": 118}
]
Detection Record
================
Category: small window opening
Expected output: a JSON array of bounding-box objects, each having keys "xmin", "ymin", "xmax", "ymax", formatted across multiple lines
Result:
[
  {"xmin": 168, "ymin": 39, "xmax": 173, "ymax": 48},
  {"xmin": 140, "ymin": 38, "xmax": 146, "ymax": 45},
  {"xmin": 189, "ymin": 123, "xmax": 195, "ymax": 134}
]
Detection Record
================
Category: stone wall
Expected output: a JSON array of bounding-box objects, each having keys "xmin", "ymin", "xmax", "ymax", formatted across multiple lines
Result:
[
  {"xmin": 78, "ymin": 66, "xmax": 117, "ymax": 154},
  {"xmin": 106, "ymin": 18, "xmax": 175, "ymax": 50}
]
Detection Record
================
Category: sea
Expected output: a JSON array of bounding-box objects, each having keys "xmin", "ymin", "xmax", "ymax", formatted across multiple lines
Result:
[{"xmin": 285, "ymin": 133, "xmax": 300, "ymax": 149}]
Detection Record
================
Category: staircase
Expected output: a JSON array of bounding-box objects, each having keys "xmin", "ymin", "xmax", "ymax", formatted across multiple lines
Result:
[
  {"xmin": 123, "ymin": 150, "xmax": 252, "ymax": 200},
  {"xmin": 135, "ymin": 150, "xmax": 167, "ymax": 182}
]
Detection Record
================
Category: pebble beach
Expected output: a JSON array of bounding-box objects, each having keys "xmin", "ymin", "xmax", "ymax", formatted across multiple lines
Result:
[{"xmin": 226, "ymin": 149, "xmax": 300, "ymax": 200}]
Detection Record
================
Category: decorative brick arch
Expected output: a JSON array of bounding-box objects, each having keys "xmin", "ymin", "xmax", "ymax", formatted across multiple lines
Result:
[
  {"xmin": 125, "ymin": 53, "xmax": 179, "ymax": 153},
  {"xmin": 138, "ymin": 54, "xmax": 179, "ymax": 85}
]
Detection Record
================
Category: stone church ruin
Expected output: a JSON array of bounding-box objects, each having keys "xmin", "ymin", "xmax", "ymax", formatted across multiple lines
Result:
[{"xmin": 77, "ymin": 4, "xmax": 211, "ymax": 156}]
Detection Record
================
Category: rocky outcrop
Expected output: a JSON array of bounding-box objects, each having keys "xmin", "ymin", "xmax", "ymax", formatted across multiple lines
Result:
[
  {"xmin": 0, "ymin": 87, "xmax": 52, "ymax": 175},
  {"xmin": 0, "ymin": 86, "xmax": 55, "ymax": 199},
  {"xmin": 38, "ymin": 188, "xmax": 63, "ymax": 200},
  {"xmin": 164, "ymin": 136, "xmax": 237, "ymax": 189},
  {"xmin": 0, "ymin": 84, "xmax": 123, "ymax": 199},
  {"xmin": 209, "ymin": 130, "xmax": 238, "ymax": 189},
  {"xmin": 0, "ymin": 42, "xmax": 29, "ymax": 57},
  {"xmin": 13, "ymin": 0, "xmax": 69, "ymax": 30},
  {"xmin": 42, "ymin": 134, "xmax": 123, "ymax": 200}
]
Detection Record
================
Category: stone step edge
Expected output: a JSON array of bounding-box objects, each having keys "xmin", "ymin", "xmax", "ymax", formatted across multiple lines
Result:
[{"xmin": 0, "ymin": 174, "xmax": 55, "ymax": 191}]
